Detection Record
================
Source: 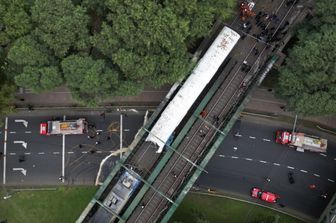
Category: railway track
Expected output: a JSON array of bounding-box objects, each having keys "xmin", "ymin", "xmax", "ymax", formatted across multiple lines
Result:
[{"xmin": 126, "ymin": 0, "xmax": 300, "ymax": 222}]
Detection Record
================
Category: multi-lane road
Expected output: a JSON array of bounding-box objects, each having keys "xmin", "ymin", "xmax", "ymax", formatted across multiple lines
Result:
[
  {"xmin": 0, "ymin": 111, "xmax": 146, "ymax": 186},
  {"xmin": 1, "ymin": 111, "xmax": 335, "ymax": 219},
  {"xmin": 197, "ymin": 117, "xmax": 336, "ymax": 219}
]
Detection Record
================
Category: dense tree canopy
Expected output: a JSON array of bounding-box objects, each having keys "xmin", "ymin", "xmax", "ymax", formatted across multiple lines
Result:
[
  {"xmin": 276, "ymin": 0, "xmax": 336, "ymax": 115},
  {"xmin": 1, "ymin": 0, "xmax": 235, "ymax": 106}
]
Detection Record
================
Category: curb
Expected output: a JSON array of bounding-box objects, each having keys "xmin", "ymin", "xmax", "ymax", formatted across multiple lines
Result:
[{"xmin": 189, "ymin": 190, "xmax": 315, "ymax": 223}]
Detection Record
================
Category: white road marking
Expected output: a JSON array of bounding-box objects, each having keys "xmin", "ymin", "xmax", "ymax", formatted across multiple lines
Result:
[
  {"xmin": 13, "ymin": 168, "xmax": 27, "ymax": 176},
  {"xmin": 120, "ymin": 114, "xmax": 123, "ymax": 159},
  {"xmin": 245, "ymin": 158, "xmax": 253, "ymax": 161},
  {"xmin": 259, "ymin": 160, "xmax": 267, "ymax": 163},
  {"xmin": 273, "ymin": 163, "xmax": 280, "ymax": 166},
  {"xmin": 319, "ymin": 153, "xmax": 327, "ymax": 157},
  {"xmin": 96, "ymin": 151, "xmax": 103, "ymax": 154},
  {"xmin": 235, "ymin": 134, "xmax": 242, "ymax": 137},
  {"xmin": 38, "ymin": 152, "xmax": 45, "ymax": 155},
  {"xmin": 262, "ymin": 138, "xmax": 271, "ymax": 142},
  {"xmin": 300, "ymin": 169, "xmax": 308, "ymax": 173},
  {"xmin": 53, "ymin": 152, "xmax": 60, "ymax": 155},
  {"xmin": 14, "ymin": 119, "xmax": 28, "ymax": 128},
  {"xmin": 67, "ymin": 151, "xmax": 74, "ymax": 154},
  {"xmin": 9, "ymin": 153, "xmax": 16, "ymax": 155},
  {"xmin": 24, "ymin": 152, "xmax": 31, "ymax": 155},
  {"xmin": 313, "ymin": 174, "xmax": 320, "ymax": 177},
  {"xmin": 249, "ymin": 136, "xmax": 256, "ymax": 139},
  {"xmin": 62, "ymin": 115, "xmax": 66, "ymax": 183},
  {"xmin": 219, "ymin": 154, "xmax": 225, "ymax": 157},
  {"xmin": 124, "ymin": 129, "xmax": 130, "ymax": 132},
  {"xmin": 13, "ymin": 141, "xmax": 27, "ymax": 149},
  {"xmin": 9, "ymin": 131, "xmax": 16, "ymax": 134},
  {"xmin": 231, "ymin": 156, "xmax": 239, "ymax": 159},
  {"xmin": 233, "ymin": 147, "xmax": 238, "ymax": 151},
  {"xmin": 25, "ymin": 131, "xmax": 32, "ymax": 134},
  {"xmin": 3, "ymin": 117, "xmax": 8, "ymax": 184},
  {"xmin": 328, "ymin": 179, "xmax": 335, "ymax": 183},
  {"xmin": 287, "ymin": 166, "xmax": 295, "ymax": 169},
  {"xmin": 82, "ymin": 151, "xmax": 88, "ymax": 154}
]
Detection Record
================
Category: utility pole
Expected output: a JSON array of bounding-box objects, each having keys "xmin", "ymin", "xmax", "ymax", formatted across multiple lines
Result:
[{"xmin": 292, "ymin": 114, "xmax": 298, "ymax": 134}]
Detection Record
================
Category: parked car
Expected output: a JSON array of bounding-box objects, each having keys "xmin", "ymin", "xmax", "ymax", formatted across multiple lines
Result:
[{"xmin": 251, "ymin": 187, "xmax": 280, "ymax": 203}]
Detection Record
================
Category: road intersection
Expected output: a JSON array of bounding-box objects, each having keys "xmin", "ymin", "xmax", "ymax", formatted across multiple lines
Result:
[{"xmin": 0, "ymin": 111, "xmax": 146, "ymax": 186}]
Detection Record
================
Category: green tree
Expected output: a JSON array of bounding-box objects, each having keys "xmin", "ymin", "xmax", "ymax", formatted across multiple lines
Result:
[
  {"xmin": 276, "ymin": 0, "xmax": 336, "ymax": 115},
  {"xmin": 61, "ymin": 55, "xmax": 118, "ymax": 105},
  {"xmin": 32, "ymin": 0, "xmax": 89, "ymax": 57},
  {"xmin": 14, "ymin": 66, "xmax": 63, "ymax": 92},
  {"xmin": 0, "ymin": 0, "xmax": 32, "ymax": 46},
  {"xmin": 7, "ymin": 35, "xmax": 52, "ymax": 67}
]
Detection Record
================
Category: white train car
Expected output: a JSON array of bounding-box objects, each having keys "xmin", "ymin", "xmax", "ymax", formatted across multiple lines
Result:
[{"xmin": 146, "ymin": 26, "xmax": 241, "ymax": 153}]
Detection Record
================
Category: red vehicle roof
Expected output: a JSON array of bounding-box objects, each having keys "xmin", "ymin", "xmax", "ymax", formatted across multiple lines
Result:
[
  {"xmin": 251, "ymin": 187, "xmax": 279, "ymax": 203},
  {"xmin": 40, "ymin": 123, "xmax": 48, "ymax": 135},
  {"xmin": 276, "ymin": 131, "xmax": 290, "ymax": 144},
  {"xmin": 261, "ymin": 191, "xmax": 279, "ymax": 203}
]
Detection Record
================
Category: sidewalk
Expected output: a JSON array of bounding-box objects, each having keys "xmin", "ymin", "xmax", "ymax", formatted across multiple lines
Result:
[{"xmin": 13, "ymin": 85, "xmax": 336, "ymax": 131}]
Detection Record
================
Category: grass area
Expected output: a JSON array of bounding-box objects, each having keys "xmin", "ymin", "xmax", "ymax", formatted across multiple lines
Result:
[
  {"xmin": 170, "ymin": 193, "xmax": 305, "ymax": 223},
  {"xmin": 0, "ymin": 186, "xmax": 97, "ymax": 223}
]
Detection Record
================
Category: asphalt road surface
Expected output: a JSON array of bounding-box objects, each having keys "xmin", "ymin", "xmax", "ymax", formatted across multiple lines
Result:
[
  {"xmin": 197, "ymin": 118, "xmax": 336, "ymax": 219},
  {"xmin": 0, "ymin": 111, "xmax": 146, "ymax": 186}
]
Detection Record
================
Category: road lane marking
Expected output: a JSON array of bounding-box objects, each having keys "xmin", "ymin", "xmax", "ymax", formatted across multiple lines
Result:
[
  {"xmin": 328, "ymin": 179, "xmax": 335, "ymax": 183},
  {"xmin": 245, "ymin": 158, "xmax": 253, "ymax": 161},
  {"xmin": 231, "ymin": 156, "xmax": 238, "ymax": 159},
  {"xmin": 38, "ymin": 152, "xmax": 45, "ymax": 155},
  {"xmin": 287, "ymin": 166, "xmax": 295, "ymax": 169},
  {"xmin": 62, "ymin": 115, "xmax": 66, "ymax": 183},
  {"xmin": 262, "ymin": 138, "xmax": 271, "ymax": 142},
  {"xmin": 13, "ymin": 141, "xmax": 27, "ymax": 149},
  {"xmin": 14, "ymin": 119, "xmax": 28, "ymax": 128},
  {"xmin": 97, "ymin": 151, "xmax": 103, "ymax": 153},
  {"xmin": 300, "ymin": 169, "xmax": 308, "ymax": 173},
  {"xmin": 9, "ymin": 153, "xmax": 16, "ymax": 155},
  {"xmin": 249, "ymin": 136, "xmax": 256, "ymax": 139},
  {"xmin": 25, "ymin": 131, "xmax": 32, "ymax": 134},
  {"xmin": 235, "ymin": 134, "xmax": 242, "ymax": 137},
  {"xmin": 124, "ymin": 129, "xmax": 130, "ymax": 132},
  {"xmin": 67, "ymin": 151, "xmax": 74, "ymax": 154},
  {"xmin": 233, "ymin": 147, "xmax": 238, "ymax": 151},
  {"xmin": 219, "ymin": 154, "xmax": 225, "ymax": 157},
  {"xmin": 120, "ymin": 114, "xmax": 123, "ymax": 159},
  {"xmin": 13, "ymin": 168, "xmax": 27, "ymax": 176},
  {"xmin": 53, "ymin": 152, "xmax": 60, "ymax": 155},
  {"xmin": 273, "ymin": 163, "xmax": 280, "ymax": 166},
  {"xmin": 319, "ymin": 153, "xmax": 327, "ymax": 157},
  {"xmin": 24, "ymin": 152, "xmax": 31, "ymax": 155},
  {"xmin": 259, "ymin": 160, "xmax": 267, "ymax": 163},
  {"xmin": 9, "ymin": 131, "xmax": 16, "ymax": 134},
  {"xmin": 313, "ymin": 174, "xmax": 320, "ymax": 177},
  {"xmin": 3, "ymin": 117, "xmax": 8, "ymax": 184},
  {"xmin": 82, "ymin": 151, "xmax": 88, "ymax": 154}
]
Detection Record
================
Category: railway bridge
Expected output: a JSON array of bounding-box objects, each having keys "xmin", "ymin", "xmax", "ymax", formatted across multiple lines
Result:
[{"xmin": 77, "ymin": 1, "xmax": 318, "ymax": 222}]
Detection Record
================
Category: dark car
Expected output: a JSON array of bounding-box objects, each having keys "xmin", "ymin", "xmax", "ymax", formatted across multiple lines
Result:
[{"xmin": 288, "ymin": 172, "xmax": 295, "ymax": 184}]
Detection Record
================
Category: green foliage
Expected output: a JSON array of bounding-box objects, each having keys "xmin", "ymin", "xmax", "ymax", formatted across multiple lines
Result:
[
  {"xmin": 32, "ymin": 0, "xmax": 89, "ymax": 57},
  {"xmin": 2, "ymin": 0, "xmax": 235, "ymax": 106},
  {"xmin": 7, "ymin": 35, "xmax": 52, "ymax": 67},
  {"xmin": 0, "ymin": 0, "xmax": 32, "ymax": 46},
  {"xmin": 14, "ymin": 66, "xmax": 63, "ymax": 92},
  {"xmin": 276, "ymin": 0, "xmax": 336, "ymax": 115},
  {"xmin": 61, "ymin": 55, "xmax": 118, "ymax": 105}
]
